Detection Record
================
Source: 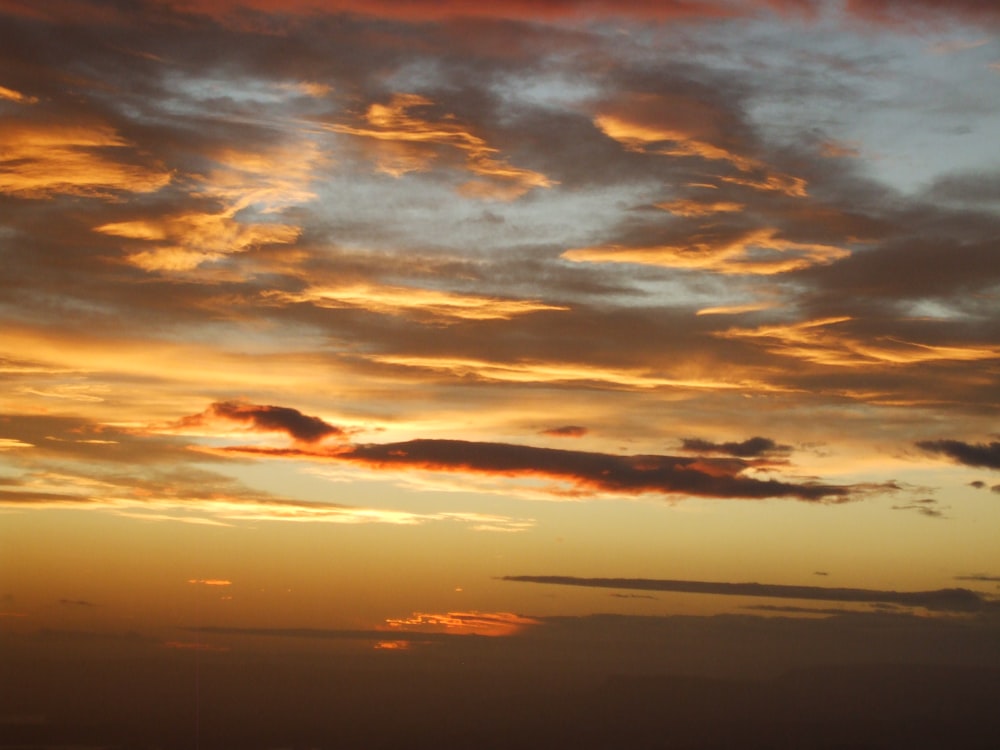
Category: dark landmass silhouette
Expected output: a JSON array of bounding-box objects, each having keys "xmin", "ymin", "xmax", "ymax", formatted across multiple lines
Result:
[{"xmin": 3, "ymin": 618, "xmax": 999, "ymax": 749}]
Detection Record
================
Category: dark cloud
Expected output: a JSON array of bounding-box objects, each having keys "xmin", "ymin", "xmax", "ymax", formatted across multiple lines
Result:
[
  {"xmin": 954, "ymin": 574, "xmax": 1000, "ymax": 583},
  {"xmin": 181, "ymin": 401, "xmax": 344, "ymax": 443},
  {"xmin": 245, "ymin": 437, "xmax": 858, "ymax": 502},
  {"xmin": 917, "ymin": 440, "xmax": 1000, "ymax": 470},
  {"xmin": 501, "ymin": 575, "xmax": 988, "ymax": 612},
  {"xmin": 742, "ymin": 604, "xmax": 869, "ymax": 615},
  {"xmin": 993, "ymin": 485, "xmax": 1000, "ymax": 494},
  {"xmin": 969, "ymin": 480, "xmax": 986, "ymax": 489},
  {"xmin": 680, "ymin": 436, "xmax": 790, "ymax": 458},
  {"xmin": 59, "ymin": 599, "xmax": 96, "ymax": 607},
  {"xmin": 540, "ymin": 425, "xmax": 588, "ymax": 438}
]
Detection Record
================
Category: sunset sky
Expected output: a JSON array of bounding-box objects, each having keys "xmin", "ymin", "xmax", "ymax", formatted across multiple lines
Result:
[{"xmin": 1, "ymin": 0, "xmax": 999, "ymax": 745}]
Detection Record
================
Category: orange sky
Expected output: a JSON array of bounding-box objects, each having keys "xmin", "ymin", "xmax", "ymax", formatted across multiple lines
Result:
[{"xmin": 1, "ymin": 0, "xmax": 999, "ymax": 745}]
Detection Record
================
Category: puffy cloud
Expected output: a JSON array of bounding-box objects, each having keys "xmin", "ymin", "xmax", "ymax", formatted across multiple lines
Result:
[
  {"xmin": 680, "ymin": 436, "xmax": 791, "ymax": 458},
  {"xmin": 177, "ymin": 400, "xmax": 345, "ymax": 443}
]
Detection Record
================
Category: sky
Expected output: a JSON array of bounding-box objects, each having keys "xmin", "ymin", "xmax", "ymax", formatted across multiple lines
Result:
[{"xmin": 1, "ymin": 0, "xmax": 1000, "ymax": 746}]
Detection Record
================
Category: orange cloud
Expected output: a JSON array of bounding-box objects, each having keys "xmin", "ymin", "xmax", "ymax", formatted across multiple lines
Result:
[
  {"xmin": 563, "ymin": 228, "xmax": 850, "ymax": 275},
  {"xmin": 268, "ymin": 284, "xmax": 567, "ymax": 321},
  {"xmin": 96, "ymin": 141, "xmax": 320, "ymax": 272},
  {"xmin": 656, "ymin": 199, "xmax": 745, "ymax": 217},
  {"xmin": 0, "ymin": 122, "xmax": 171, "ymax": 198},
  {"xmin": 370, "ymin": 353, "xmax": 777, "ymax": 391},
  {"xmin": 328, "ymin": 93, "xmax": 554, "ymax": 199},
  {"xmin": 383, "ymin": 611, "xmax": 539, "ymax": 637},
  {"xmin": 0, "ymin": 85, "xmax": 38, "ymax": 104},
  {"xmin": 595, "ymin": 108, "xmax": 806, "ymax": 198},
  {"xmin": 718, "ymin": 317, "xmax": 1000, "ymax": 367}
]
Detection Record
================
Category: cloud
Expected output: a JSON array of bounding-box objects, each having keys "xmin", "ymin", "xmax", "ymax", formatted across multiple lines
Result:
[
  {"xmin": 227, "ymin": 437, "xmax": 859, "ymax": 502},
  {"xmin": 954, "ymin": 574, "xmax": 1000, "ymax": 583},
  {"xmin": 563, "ymin": 228, "xmax": 848, "ymax": 276},
  {"xmin": 0, "ymin": 84, "xmax": 37, "ymax": 104},
  {"xmin": 891, "ymin": 498, "xmax": 947, "ymax": 519},
  {"xmin": 383, "ymin": 611, "xmax": 539, "ymax": 637},
  {"xmin": 267, "ymin": 283, "xmax": 567, "ymax": 322},
  {"xmin": 916, "ymin": 440, "xmax": 1000, "ymax": 470},
  {"xmin": 0, "ymin": 121, "xmax": 171, "ymax": 198},
  {"xmin": 58, "ymin": 598, "xmax": 96, "ymax": 607},
  {"xmin": 177, "ymin": 400, "xmax": 345, "ymax": 443},
  {"xmin": 327, "ymin": 92, "xmax": 554, "ymax": 199},
  {"xmin": 501, "ymin": 575, "xmax": 990, "ymax": 612},
  {"xmin": 540, "ymin": 425, "xmax": 588, "ymax": 438},
  {"xmin": 680, "ymin": 436, "xmax": 791, "ymax": 458}
]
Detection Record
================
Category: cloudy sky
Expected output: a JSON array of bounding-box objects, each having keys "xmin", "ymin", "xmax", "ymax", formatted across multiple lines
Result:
[{"xmin": 1, "ymin": 0, "xmax": 999, "ymax": 744}]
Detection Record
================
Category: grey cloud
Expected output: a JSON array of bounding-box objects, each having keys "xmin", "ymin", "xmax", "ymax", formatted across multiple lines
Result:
[
  {"xmin": 501, "ymin": 575, "xmax": 988, "ymax": 612},
  {"xmin": 680, "ymin": 436, "xmax": 791, "ymax": 458},
  {"xmin": 181, "ymin": 401, "xmax": 345, "ymax": 443},
  {"xmin": 917, "ymin": 440, "xmax": 1000, "ymax": 470}
]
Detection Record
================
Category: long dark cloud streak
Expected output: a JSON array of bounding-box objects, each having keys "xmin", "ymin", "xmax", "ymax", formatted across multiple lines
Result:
[
  {"xmin": 501, "ymin": 575, "xmax": 990, "ymax": 612},
  {"xmin": 228, "ymin": 437, "xmax": 856, "ymax": 502}
]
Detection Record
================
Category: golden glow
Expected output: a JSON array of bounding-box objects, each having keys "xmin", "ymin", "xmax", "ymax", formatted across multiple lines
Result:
[
  {"xmin": 718, "ymin": 317, "xmax": 1000, "ymax": 366},
  {"xmin": 0, "ymin": 85, "xmax": 38, "ymax": 104},
  {"xmin": 595, "ymin": 114, "xmax": 806, "ymax": 197},
  {"xmin": 0, "ymin": 122, "xmax": 171, "ymax": 197},
  {"xmin": 656, "ymin": 199, "xmax": 745, "ymax": 216},
  {"xmin": 268, "ymin": 284, "xmax": 568, "ymax": 321},
  {"xmin": 0, "ymin": 439, "xmax": 34, "ymax": 450},
  {"xmin": 562, "ymin": 228, "xmax": 850, "ymax": 275},
  {"xmin": 370, "ymin": 353, "xmax": 780, "ymax": 391},
  {"xmin": 97, "ymin": 140, "xmax": 321, "ymax": 272},
  {"xmin": 383, "ymin": 611, "xmax": 539, "ymax": 637},
  {"xmin": 328, "ymin": 93, "xmax": 554, "ymax": 198},
  {"xmin": 697, "ymin": 303, "xmax": 775, "ymax": 316},
  {"xmin": 188, "ymin": 579, "xmax": 233, "ymax": 586}
]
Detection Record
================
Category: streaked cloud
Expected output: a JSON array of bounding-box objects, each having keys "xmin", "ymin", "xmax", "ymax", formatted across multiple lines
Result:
[
  {"xmin": 268, "ymin": 283, "xmax": 567, "ymax": 321},
  {"xmin": 563, "ymin": 228, "xmax": 849, "ymax": 275},
  {"xmin": 328, "ymin": 93, "xmax": 554, "ymax": 198},
  {"xmin": 0, "ymin": 122, "xmax": 171, "ymax": 198},
  {"xmin": 501, "ymin": 575, "xmax": 991, "ymax": 613}
]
